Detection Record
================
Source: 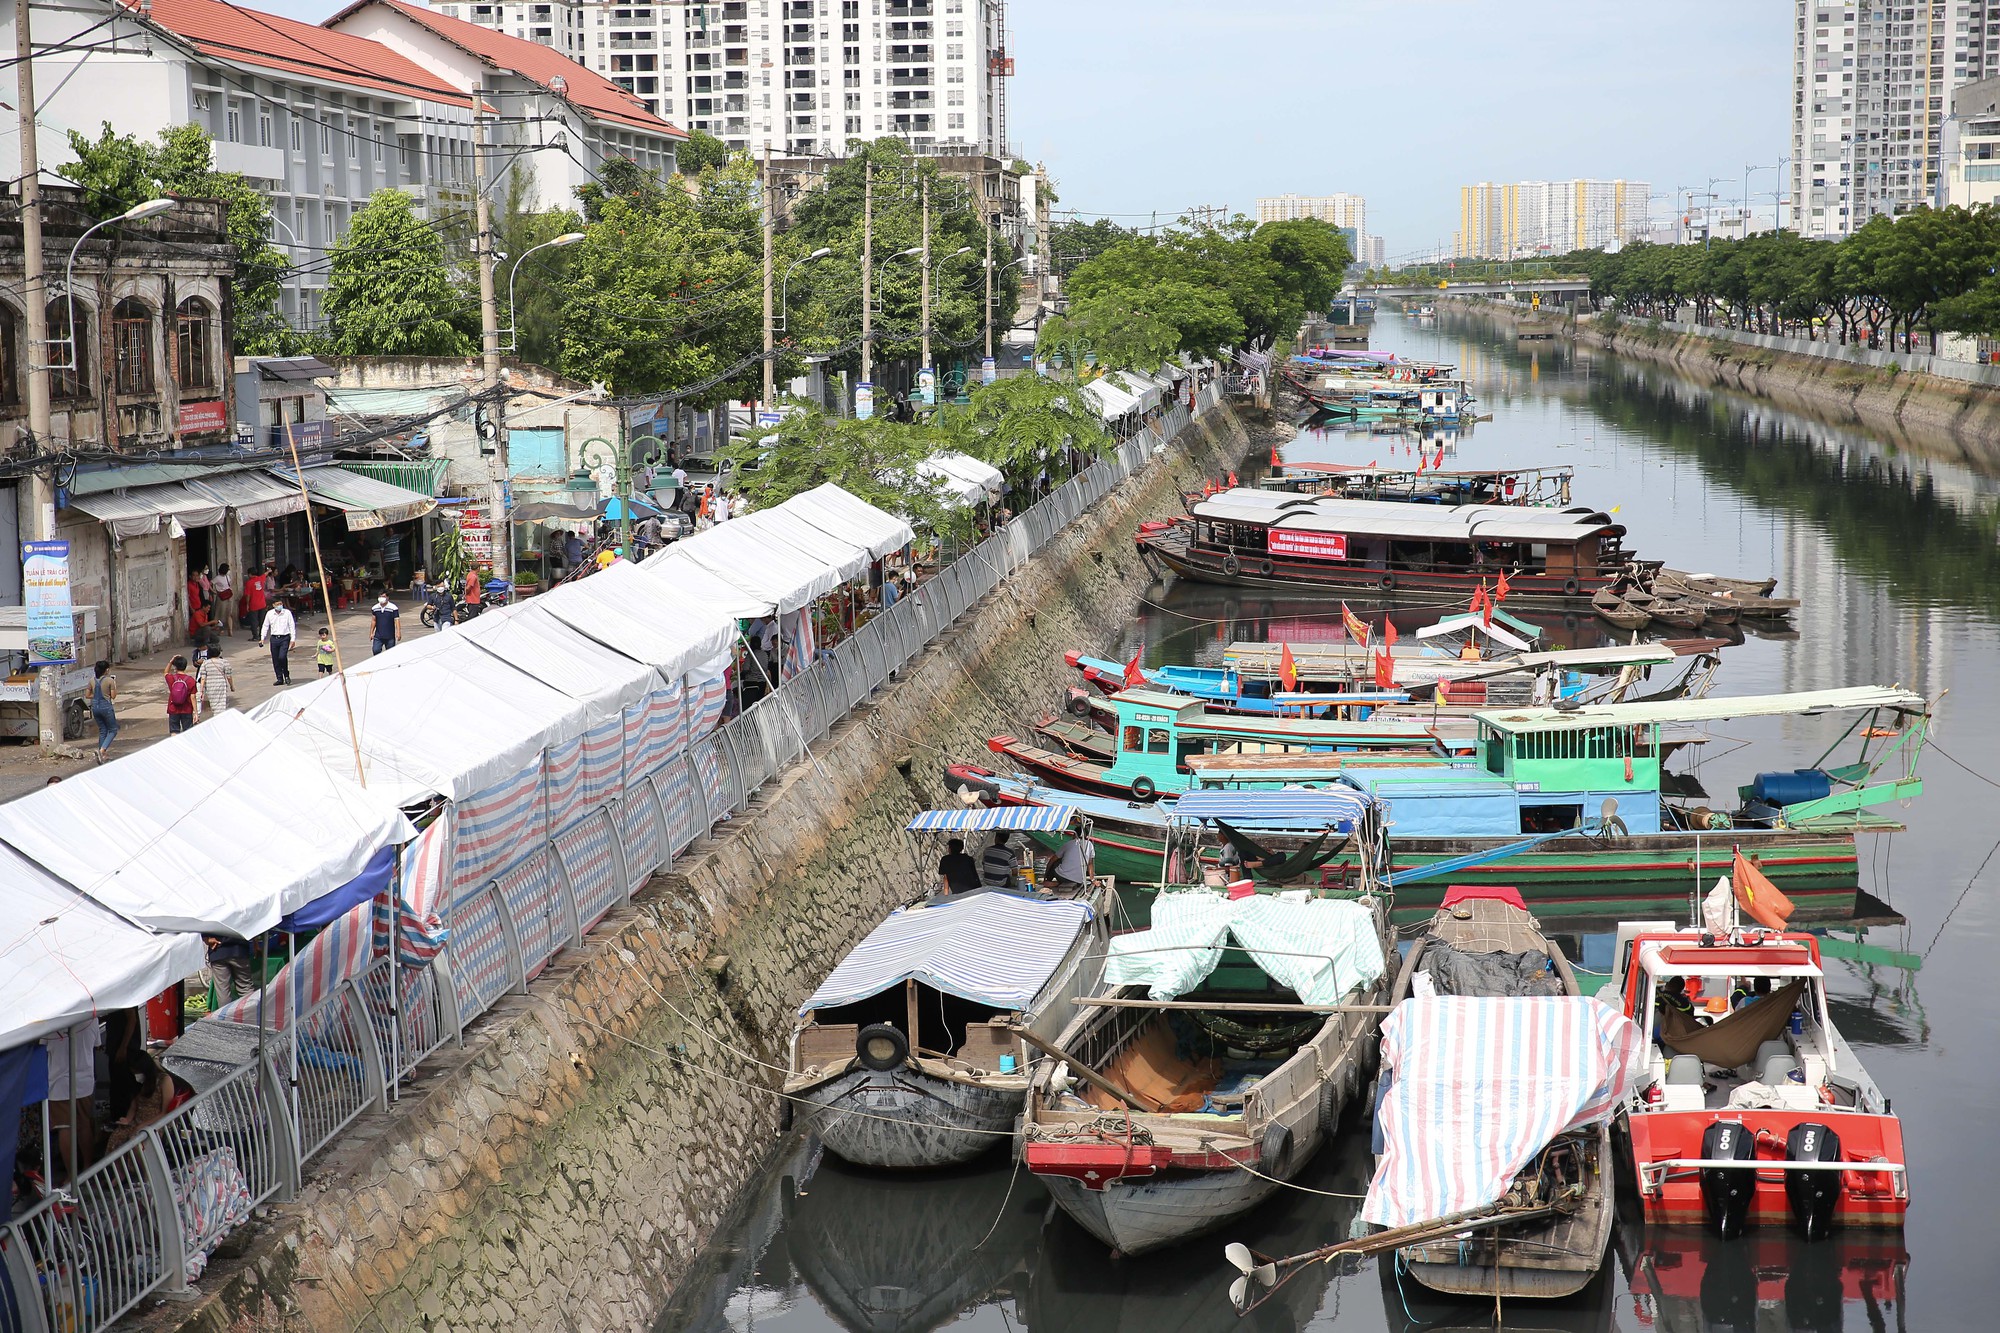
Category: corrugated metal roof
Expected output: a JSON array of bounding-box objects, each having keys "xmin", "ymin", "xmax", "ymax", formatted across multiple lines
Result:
[
  {"xmin": 276, "ymin": 466, "xmax": 436, "ymax": 530},
  {"xmin": 186, "ymin": 470, "xmax": 308, "ymax": 523},
  {"xmin": 1476, "ymin": 686, "xmax": 1929, "ymax": 734},
  {"xmin": 339, "ymin": 458, "xmax": 452, "ymax": 497}
]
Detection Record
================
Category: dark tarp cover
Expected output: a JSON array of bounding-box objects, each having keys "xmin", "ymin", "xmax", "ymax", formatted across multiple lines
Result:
[
  {"xmin": 1659, "ymin": 978, "xmax": 1808, "ymax": 1069},
  {"xmin": 1, "ymin": 1043, "xmax": 49, "ymax": 1221},
  {"xmin": 1419, "ymin": 940, "xmax": 1565, "ymax": 997}
]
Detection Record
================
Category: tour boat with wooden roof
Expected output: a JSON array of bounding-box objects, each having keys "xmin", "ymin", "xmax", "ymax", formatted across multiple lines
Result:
[
  {"xmin": 784, "ymin": 805, "xmax": 1109, "ymax": 1170},
  {"xmin": 1605, "ymin": 871, "xmax": 1910, "ymax": 1235},
  {"xmin": 1135, "ymin": 487, "xmax": 1639, "ymax": 606}
]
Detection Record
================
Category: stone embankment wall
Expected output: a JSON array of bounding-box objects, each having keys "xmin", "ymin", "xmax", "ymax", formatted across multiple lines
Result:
[
  {"xmin": 155, "ymin": 404, "xmax": 1263, "ymax": 1333},
  {"xmin": 1460, "ymin": 299, "xmax": 2000, "ymax": 471}
]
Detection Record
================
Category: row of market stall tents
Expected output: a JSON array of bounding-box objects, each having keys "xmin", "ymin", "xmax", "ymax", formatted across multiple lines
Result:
[{"xmin": 0, "ymin": 482, "xmax": 919, "ymax": 1292}]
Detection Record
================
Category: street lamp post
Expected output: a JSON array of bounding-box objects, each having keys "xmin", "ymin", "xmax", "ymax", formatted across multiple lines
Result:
[
  {"xmin": 775, "ymin": 247, "xmax": 833, "ymax": 332},
  {"xmin": 985, "ymin": 255, "xmax": 1028, "ymax": 372},
  {"xmin": 505, "ymin": 231, "xmax": 586, "ymax": 352},
  {"xmin": 577, "ymin": 418, "xmax": 663, "ymax": 558},
  {"xmin": 919, "ymin": 244, "xmax": 972, "ymax": 409},
  {"xmin": 56, "ymin": 199, "xmax": 179, "ymax": 372}
]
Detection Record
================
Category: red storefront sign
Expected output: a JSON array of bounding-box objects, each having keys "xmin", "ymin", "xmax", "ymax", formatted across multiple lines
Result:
[
  {"xmin": 179, "ymin": 399, "xmax": 228, "ymax": 434},
  {"xmin": 1267, "ymin": 529, "xmax": 1348, "ymax": 561}
]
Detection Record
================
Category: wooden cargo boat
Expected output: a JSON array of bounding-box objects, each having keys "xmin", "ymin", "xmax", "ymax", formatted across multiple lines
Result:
[{"xmin": 1136, "ymin": 487, "xmax": 1638, "ymax": 607}]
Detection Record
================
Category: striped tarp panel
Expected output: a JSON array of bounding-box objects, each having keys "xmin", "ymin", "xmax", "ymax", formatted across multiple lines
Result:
[
  {"xmin": 495, "ymin": 850, "xmax": 565, "ymax": 981},
  {"xmin": 1362, "ymin": 995, "xmax": 1645, "ymax": 1229},
  {"xmin": 579, "ymin": 714, "xmax": 624, "ymax": 809},
  {"xmin": 556, "ymin": 810, "xmax": 623, "ymax": 932},
  {"xmin": 1170, "ymin": 788, "xmax": 1372, "ymax": 831},
  {"xmin": 781, "ymin": 607, "xmax": 816, "ymax": 681},
  {"xmin": 449, "ymin": 890, "xmax": 515, "ymax": 1018},
  {"xmin": 451, "ymin": 758, "xmax": 547, "ymax": 906},
  {"xmin": 656, "ymin": 756, "xmax": 705, "ymax": 857},
  {"xmin": 403, "ymin": 819, "xmax": 451, "ymax": 920},
  {"xmin": 616, "ymin": 783, "xmax": 665, "ymax": 896},
  {"xmin": 905, "ymin": 804, "xmax": 1079, "ymax": 833},
  {"xmin": 1103, "ymin": 891, "xmax": 1385, "ymax": 1006},
  {"xmin": 802, "ymin": 892, "xmax": 1095, "ymax": 1014},
  {"xmin": 211, "ymin": 896, "xmax": 375, "ymax": 1030},
  {"xmin": 544, "ymin": 735, "xmax": 586, "ymax": 843},
  {"xmin": 625, "ymin": 687, "xmax": 686, "ymax": 784},
  {"xmin": 693, "ymin": 738, "xmax": 728, "ymax": 818},
  {"xmin": 688, "ymin": 669, "xmax": 729, "ymax": 739}
]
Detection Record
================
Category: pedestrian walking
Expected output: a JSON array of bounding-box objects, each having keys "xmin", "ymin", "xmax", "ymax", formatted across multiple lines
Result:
[
  {"xmin": 204, "ymin": 935, "xmax": 259, "ymax": 1002},
  {"xmin": 89, "ymin": 660, "xmax": 119, "ymax": 762},
  {"xmin": 242, "ymin": 564, "xmax": 269, "ymax": 637},
  {"xmin": 464, "ymin": 569, "xmax": 483, "ymax": 616},
  {"xmin": 315, "ymin": 627, "xmax": 336, "ymax": 674},
  {"xmin": 163, "ymin": 655, "xmax": 197, "ymax": 735},
  {"xmin": 261, "ymin": 597, "xmax": 297, "ymax": 685},
  {"xmin": 196, "ymin": 647, "xmax": 234, "ymax": 717},
  {"xmin": 369, "ymin": 585, "xmax": 401, "ymax": 655},
  {"xmin": 211, "ymin": 564, "xmax": 234, "ymax": 635}
]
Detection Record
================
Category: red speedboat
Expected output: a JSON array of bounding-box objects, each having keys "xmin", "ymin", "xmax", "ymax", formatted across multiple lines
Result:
[{"xmin": 1606, "ymin": 921, "xmax": 1908, "ymax": 1236}]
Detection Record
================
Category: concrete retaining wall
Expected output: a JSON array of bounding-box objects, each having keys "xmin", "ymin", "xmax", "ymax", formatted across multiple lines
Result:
[{"xmin": 149, "ymin": 403, "xmax": 1263, "ymax": 1333}]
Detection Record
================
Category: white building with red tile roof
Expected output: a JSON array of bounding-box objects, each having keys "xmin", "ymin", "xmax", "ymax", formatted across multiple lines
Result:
[
  {"xmin": 325, "ymin": 0, "xmax": 685, "ymax": 215},
  {"xmin": 3, "ymin": 0, "xmax": 485, "ymax": 329}
]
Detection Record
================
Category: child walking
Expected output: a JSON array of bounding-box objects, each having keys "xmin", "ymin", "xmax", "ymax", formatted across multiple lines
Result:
[{"xmin": 316, "ymin": 627, "xmax": 337, "ymax": 675}]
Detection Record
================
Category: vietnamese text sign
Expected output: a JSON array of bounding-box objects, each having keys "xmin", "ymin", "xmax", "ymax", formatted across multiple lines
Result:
[
  {"xmin": 179, "ymin": 399, "xmax": 228, "ymax": 434},
  {"xmin": 1267, "ymin": 529, "xmax": 1348, "ymax": 561},
  {"xmin": 22, "ymin": 541, "xmax": 76, "ymax": 667}
]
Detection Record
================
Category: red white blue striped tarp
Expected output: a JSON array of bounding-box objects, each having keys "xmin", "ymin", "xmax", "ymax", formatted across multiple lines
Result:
[
  {"xmin": 1362, "ymin": 995, "xmax": 1644, "ymax": 1229},
  {"xmin": 450, "ymin": 758, "xmax": 547, "ymax": 906},
  {"xmin": 906, "ymin": 805, "xmax": 1079, "ymax": 833}
]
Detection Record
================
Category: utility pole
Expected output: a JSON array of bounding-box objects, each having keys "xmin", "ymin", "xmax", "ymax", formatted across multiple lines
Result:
[
  {"xmin": 471, "ymin": 85, "xmax": 510, "ymax": 580},
  {"xmin": 761, "ymin": 144, "xmax": 775, "ymax": 411},
  {"xmin": 919, "ymin": 176, "xmax": 931, "ymax": 405},
  {"xmin": 15, "ymin": 0, "xmax": 58, "ymax": 752},
  {"xmin": 860, "ymin": 160, "xmax": 873, "ymax": 392},
  {"xmin": 983, "ymin": 196, "xmax": 994, "ymax": 365}
]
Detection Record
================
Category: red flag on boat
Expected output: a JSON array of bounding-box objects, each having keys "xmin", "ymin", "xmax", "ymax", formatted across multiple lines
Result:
[
  {"xmin": 1227, "ymin": 471, "xmax": 1239, "ymax": 488},
  {"xmin": 1732, "ymin": 850, "xmax": 1795, "ymax": 930},
  {"xmin": 1415, "ymin": 450, "xmax": 1426, "ymax": 473},
  {"xmin": 1480, "ymin": 582, "xmax": 1494, "ymax": 627},
  {"xmin": 1495, "ymin": 570, "xmax": 1511, "ymax": 603},
  {"xmin": 1470, "ymin": 583, "xmax": 1487, "ymax": 617},
  {"xmin": 1123, "ymin": 647, "xmax": 1146, "ymax": 689},
  {"xmin": 1279, "ymin": 643, "xmax": 1298, "ymax": 691},
  {"xmin": 1342, "ymin": 602, "xmax": 1371, "ymax": 646},
  {"xmin": 1435, "ymin": 445, "xmax": 1447, "ymax": 471},
  {"xmin": 1383, "ymin": 617, "xmax": 1399, "ymax": 649},
  {"xmin": 1374, "ymin": 649, "xmax": 1395, "ymax": 689}
]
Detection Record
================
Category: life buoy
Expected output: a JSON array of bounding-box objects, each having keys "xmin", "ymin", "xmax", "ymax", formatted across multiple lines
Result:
[
  {"xmin": 1563, "ymin": 578, "xmax": 1581, "ymax": 596},
  {"xmin": 1222, "ymin": 555, "xmax": 1241, "ymax": 577},
  {"xmin": 1257, "ymin": 559, "xmax": 1274, "ymax": 576},
  {"xmin": 1378, "ymin": 573, "xmax": 1395, "ymax": 591},
  {"xmin": 855, "ymin": 1023, "xmax": 909, "ymax": 1072},
  {"xmin": 1131, "ymin": 775, "xmax": 1158, "ymax": 801}
]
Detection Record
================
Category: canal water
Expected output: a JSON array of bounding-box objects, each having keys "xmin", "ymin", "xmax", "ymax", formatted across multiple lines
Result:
[{"xmin": 656, "ymin": 315, "xmax": 1997, "ymax": 1331}]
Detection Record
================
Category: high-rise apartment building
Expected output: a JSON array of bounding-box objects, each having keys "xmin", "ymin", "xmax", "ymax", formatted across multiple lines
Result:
[
  {"xmin": 1792, "ymin": 0, "xmax": 2000, "ymax": 238},
  {"xmin": 428, "ymin": 0, "xmax": 1012, "ymax": 159},
  {"xmin": 1454, "ymin": 180, "xmax": 1650, "ymax": 258},
  {"xmin": 1255, "ymin": 193, "xmax": 1366, "ymax": 230}
]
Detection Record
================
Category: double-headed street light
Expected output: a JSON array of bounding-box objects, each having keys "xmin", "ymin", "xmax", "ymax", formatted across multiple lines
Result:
[
  {"xmin": 505, "ymin": 231, "xmax": 587, "ymax": 352},
  {"xmin": 577, "ymin": 418, "xmax": 663, "ymax": 559}
]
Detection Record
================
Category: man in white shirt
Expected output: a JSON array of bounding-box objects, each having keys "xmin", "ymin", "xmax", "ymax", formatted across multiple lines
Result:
[
  {"xmin": 261, "ymin": 596, "xmax": 298, "ymax": 684},
  {"xmin": 1048, "ymin": 834, "xmax": 1095, "ymax": 892}
]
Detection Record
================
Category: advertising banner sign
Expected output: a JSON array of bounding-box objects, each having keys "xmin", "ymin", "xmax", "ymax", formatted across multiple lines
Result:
[
  {"xmin": 1266, "ymin": 529, "xmax": 1348, "ymax": 561},
  {"xmin": 21, "ymin": 541, "xmax": 76, "ymax": 667}
]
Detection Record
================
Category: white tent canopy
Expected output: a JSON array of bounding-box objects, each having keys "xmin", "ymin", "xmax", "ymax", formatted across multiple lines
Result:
[
  {"xmin": 0, "ymin": 845, "xmax": 207, "ymax": 1051},
  {"xmin": 253, "ymin": 636, "xmax": 584, "ymax": 805},
  {"xmin": 1081, "ymin": 377, "xmax": 1142, "ymax": 421},
  {"xmin": 732, "ymin": 508, "xmax": 872, "ymax": 583},
  {"xmin": 781, "ymin": 483, "xmax": 913, "ymax": 559},
  {"xmin": 648, "ymin": 518, "xmax": 845, "ymax": 614},
  {"xmin": 456, "ymin": 600, "xmax": 661, "ymax": 723},
  {"xmin": 538, "ymin": 561, "xmax": 741, "ymax": 676},
  {"xmin": 918, "ymin": 451, "xmax": 1006, "ymax": 503},
  {"xmin": 0, "ymin": 711, "xmax": 414, "ymax": 938},
  {"xmin": 635, "ymin": 553, "xmax": 771, "ymax": 620}
]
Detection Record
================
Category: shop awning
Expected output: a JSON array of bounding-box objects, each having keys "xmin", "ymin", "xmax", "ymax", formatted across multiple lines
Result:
[
  {"xmin": 780, "ymin": 483, "xmax": 914, "ymax": 559},
  {"xmin": 278, "ymin": 465, "xmax": 437, "ymax": 530},
  {"xmin": 186, "ymin": 469, "xmax": 309, "ymax": 524},
  {"xmin": 68, "ymin": 480, "xmax": 227, "ymax": 538},
  {"xmin": 337, "ymin": 457, "xmax": 452, "ymax": 498}
]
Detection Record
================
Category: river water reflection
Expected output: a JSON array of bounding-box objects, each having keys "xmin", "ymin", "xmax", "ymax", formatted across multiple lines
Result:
[{"xmin": 658, "ymin": 315, "xmax": 2000, "ymax": 1331}]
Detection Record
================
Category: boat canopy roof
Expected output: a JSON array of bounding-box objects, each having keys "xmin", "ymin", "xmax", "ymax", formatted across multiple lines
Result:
[
  {"xmin": 1476, "ymin": 686, "xmax": 1929, "ymax": 735},
  {"xmin": 1102, "ymin": 891, "xmax": 1384, "ymax": 1006},
  {"xmin": 800, "ymin": 892, "xmax": 1094, "ymax": 1014},
  {"xmin": 1187, "ymin": 488, "xmax": 1623, "ymax": 543},
  {"xmin": 1168, "ymin": 787, "xmax": 1373, "ymax": 831},
  {"xmin": 906, "ymin": 804, "xmax": 1079, "ymax": 833}
]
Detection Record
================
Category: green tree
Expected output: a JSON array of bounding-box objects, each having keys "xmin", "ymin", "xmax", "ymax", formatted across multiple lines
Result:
[
  {"xmin": 60, "ymin": 122, "xmax": 292, "ymax": 353},
  {"xmin": 322, "ymin": 190, "xmax": 475, "ymax": 356},
  {"xmin": 574, "ymin": 156, "xmax": 667, "ymax": 223},
  {"xmin": 721, "ymin": 400, "xmax": 971, "ymax": 537},
  {"xmin": 1253, "ymin": 217, "xmax": 1353, "ymax": 319},
  {"xmin": 676, "ymin": 129, "xmax": 731, "ymax": 175},
  {"xmin": 1046, "ymin": 217, "xmax": 1131, "ymax": 270},
  {"xmin": 936, "ymin": 370, "xmax": 1111, "ymax": 491},
  {"xmin": 495, "ymin": 166, "xmax": 583, "ymax": 368}
]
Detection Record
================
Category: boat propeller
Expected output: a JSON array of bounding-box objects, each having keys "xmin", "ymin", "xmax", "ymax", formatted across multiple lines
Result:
[{"xmin": 1223, "ymin": 1242, "xmax": 1278, "ymax": 1310}]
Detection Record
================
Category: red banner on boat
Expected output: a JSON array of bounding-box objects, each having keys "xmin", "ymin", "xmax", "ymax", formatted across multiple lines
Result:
[{"xmin": 1267, "ymin": 529, "xmax": 1348, "ymax": 561}]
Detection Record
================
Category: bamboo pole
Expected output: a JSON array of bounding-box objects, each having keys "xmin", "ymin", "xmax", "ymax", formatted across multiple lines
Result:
[{"xmin": 1008, "ymin": 1026, "xmax": 1158, "ymax": 1113}]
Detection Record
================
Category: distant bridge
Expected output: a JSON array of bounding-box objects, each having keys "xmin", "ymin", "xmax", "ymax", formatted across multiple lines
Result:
[{"xmin": 1356, "ymin": 278, "xmax": 1594, "ymax": 298}]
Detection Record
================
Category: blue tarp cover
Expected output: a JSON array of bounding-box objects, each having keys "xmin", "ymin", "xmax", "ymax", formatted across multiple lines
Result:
[
  {"xmin": 801, "ymin": 892, "xmax": 1093, "ymax": 1014},
  {"xmin": 906, "ymin": 805, "xmax": 1079, "ymax": 833}
]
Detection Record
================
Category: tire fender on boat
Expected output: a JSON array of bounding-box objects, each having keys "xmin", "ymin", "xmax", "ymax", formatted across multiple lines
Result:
[
  {"xmin": 1222, "ymin": 555, "xmax": 1241, "ymax": 577},
  {"xmin": 1066, "ymin": 692, "xmax": 1092, "ymax": 717},
  {"xmin": 1131, "ymin": 775, "xmax": 1158, "ymax": 802},
  {"xmin": 1260, "ymin": 1120, "xmax": 1294, "ymax": 1176},
  {"xmin": 855, "ymin": 1023, "xmax": 910, "ymax": 1072},
  {"xmin": 1378, "ymin": 573, "xmax": 1395, "ymax": 591},
  {"xmin": 1257, "ymin": 559, "xmax": 1274, "ymax": 576},
  {"xmin": 1564, "ymin": 578, "xmax": 1581, "ymax": 596}
]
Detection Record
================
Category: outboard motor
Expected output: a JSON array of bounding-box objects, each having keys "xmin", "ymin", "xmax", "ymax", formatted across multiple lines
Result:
[
  {"xmin": 1784, "ymin": 1122, "xmax": 1844, "ymax": 1240},
  {"xmin": 1699, "ymin": 1120, "xmax": 1758, "ymax": 1238}
]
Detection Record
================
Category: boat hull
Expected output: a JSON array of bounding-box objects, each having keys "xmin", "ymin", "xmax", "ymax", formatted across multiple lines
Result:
[
  {"xmin": 1137, "ymin": 532, "xmax": 1616, "ymax": 608},
  {"xmin": 798, "ymin": 1067, "xmax": 1020, "ymax": 1170},
  {"xmin": 1040, "ymin": 1164, "xmax": 1281, "ymax": 1256},
  {"xmin": 1622, "ymin": 1107, "xmax": 1908, "ymax": 1230}
]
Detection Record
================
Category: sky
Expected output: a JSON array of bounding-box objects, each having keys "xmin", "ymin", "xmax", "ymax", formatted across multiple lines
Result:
[
  {"xmin": 255, "ymin": 0, "xmax": 1791, "ymax": 262},
  {"xmin": 1006, "ymin": 0, "xmax": 1793, "ymax": 260}
]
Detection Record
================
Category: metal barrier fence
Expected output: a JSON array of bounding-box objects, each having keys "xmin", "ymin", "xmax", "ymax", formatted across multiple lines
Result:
[{"xmin": 0, "ymin": 379, "xmax": 1223, "ymax": 1333}]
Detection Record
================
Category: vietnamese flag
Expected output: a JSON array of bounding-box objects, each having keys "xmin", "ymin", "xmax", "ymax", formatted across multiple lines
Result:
[
  {"xmin": 1495, "ymin": 569, "xmax": 1511, "ymax": 603},
  {"xmin": 1123, "ymin": 647, "xmax": 1146, "ymax": 689},
  {"xmin": 1383, "ymin": 617, "xmax": 1399, "ymax": 649},
  {"xmin": 1279, "ymin": 642, "xmax": 1298, "ymax": 691},
  {"xmin": 1470, "ymin": 583, "xmax": 1487, "ymax": 617},
  {"xmin": 1732, "ymin": 850, "xmax": 1795, "ymax": 930},
  {"xmin": 1374, "ymin": 649, "xmax": 1395, "ymax": 689},
  {"xmin": 1479, "ymin": 581, "xmax": 1493, "ymax": 626}
]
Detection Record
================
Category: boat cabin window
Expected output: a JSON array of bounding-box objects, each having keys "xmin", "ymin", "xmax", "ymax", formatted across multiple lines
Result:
[
  {"xmin": 1148, "ymin": 728, "xmax": 1171, "ymax": 755},
  {"xmin": 1513, "ymin": 725, "xmax": 1637, "ymax": 762},
  {"xmin": 1123, "ymin": 725, "xmax": 1142, "ymax": 753},
  {"xmin": 1521, "ymin": 803, "xmax": 1582, "ymax": 833},
  {"xmin": 1242, "ymin": 678, "xmax": 1272, "ymax": 699}
]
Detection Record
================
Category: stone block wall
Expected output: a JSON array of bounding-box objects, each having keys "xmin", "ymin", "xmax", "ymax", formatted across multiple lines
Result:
[{"xmin": 152, "ymin": 402, "xmax": 1262, "ymax": 1333}]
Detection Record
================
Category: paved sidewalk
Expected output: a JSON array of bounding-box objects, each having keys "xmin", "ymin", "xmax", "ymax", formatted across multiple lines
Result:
[{"xmin": 0, "ymin": 597, "xmax": 437, "ymax": 803}]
